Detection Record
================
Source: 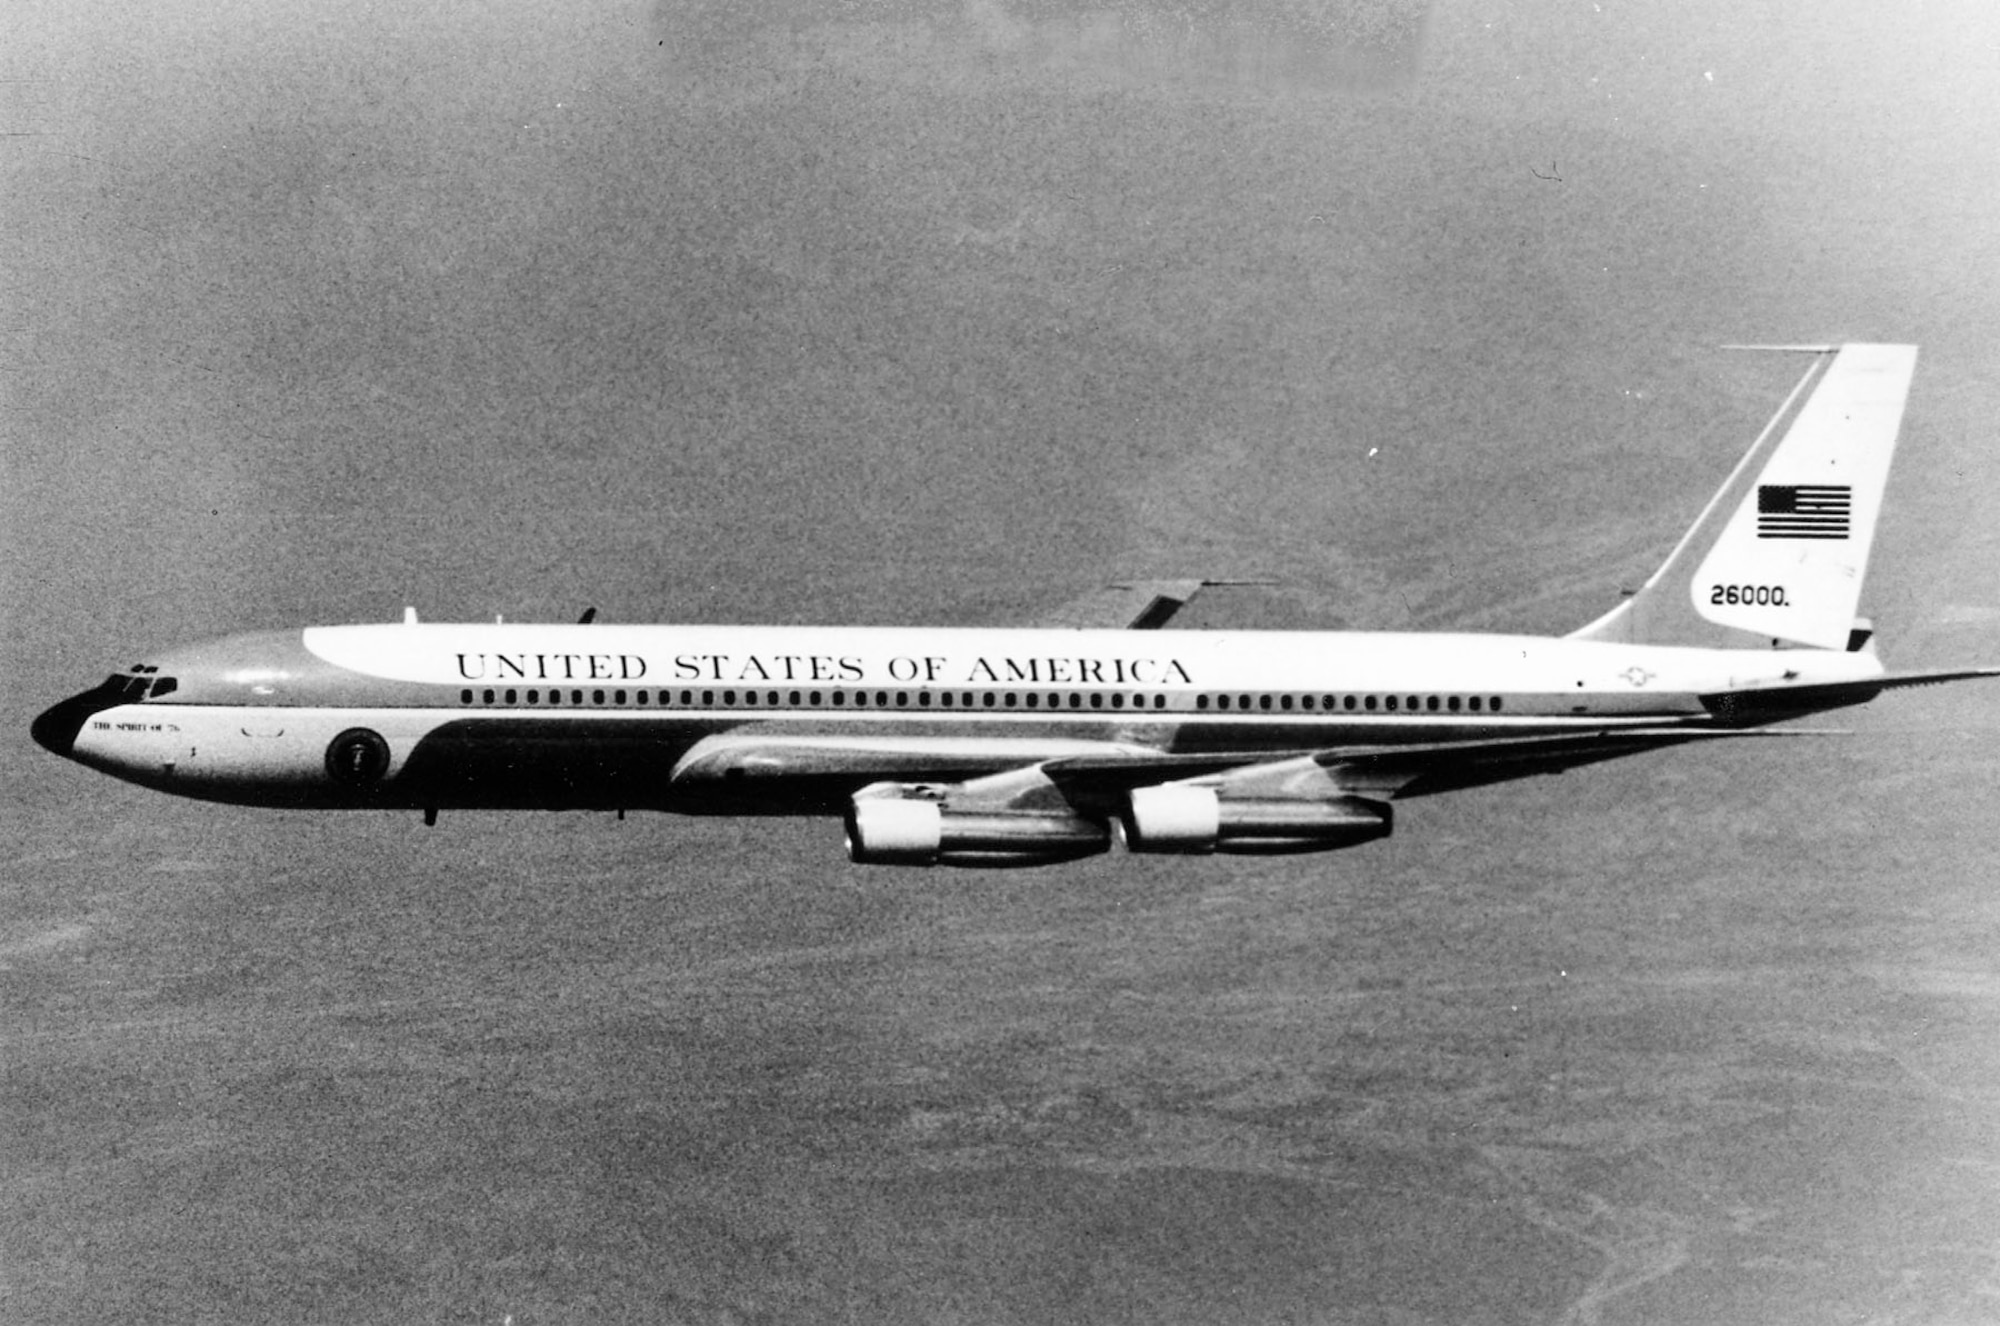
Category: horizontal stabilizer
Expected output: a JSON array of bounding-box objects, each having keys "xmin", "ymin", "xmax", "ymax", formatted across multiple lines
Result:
[{"xmin": 1701, "ymin": 665, "xmax": 2000, "ymax": 722}]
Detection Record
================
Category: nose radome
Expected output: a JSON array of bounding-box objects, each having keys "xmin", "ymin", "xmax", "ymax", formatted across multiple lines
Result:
[
  {"xmin": 32, "ymin": 697, "xmax": 89, "ymax": 757},
  {"xmin": 31, "ymin": 685, "xmax": 125, "ymax": 759}
]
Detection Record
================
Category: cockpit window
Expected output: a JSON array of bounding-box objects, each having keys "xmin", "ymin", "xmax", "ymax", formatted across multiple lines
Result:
[{"xmin": 98, "ymin": 673, "xmax": 166, "ymax": 702}]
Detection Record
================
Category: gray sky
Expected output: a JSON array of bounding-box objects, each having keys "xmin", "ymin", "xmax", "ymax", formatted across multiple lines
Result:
[{"xmin": 8, "ymin": 0, "xmax": 2000, "ymax": 688}]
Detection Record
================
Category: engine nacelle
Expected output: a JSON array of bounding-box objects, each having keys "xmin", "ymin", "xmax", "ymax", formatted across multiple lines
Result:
[
  {"xmin": 845, "ymin": 799, "xmax": 1112, "ymax": 867},
  {"xmin": 1124, "ymin": 785, "xmax": 1391, "ymax": 855}
]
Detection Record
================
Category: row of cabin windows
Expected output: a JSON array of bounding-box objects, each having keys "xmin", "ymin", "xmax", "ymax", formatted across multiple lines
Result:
[
  {"xmin": 457, "ymin": 687, "xmax": 1504, "ymax": 714},
  {"xmin": 1197, "ymin": 692, "xmax": 1502, "ymax": 713}
]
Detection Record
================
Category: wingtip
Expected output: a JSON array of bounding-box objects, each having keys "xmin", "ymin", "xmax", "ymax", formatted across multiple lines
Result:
[{"xmin": 1718, "ymin": 343, "xmax": 1840, "ymax": 353}]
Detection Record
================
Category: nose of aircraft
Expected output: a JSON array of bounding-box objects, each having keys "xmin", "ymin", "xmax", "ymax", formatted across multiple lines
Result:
[{"xmin": 31, "ymin": 685, "xmax": 118, "ymax": 759}]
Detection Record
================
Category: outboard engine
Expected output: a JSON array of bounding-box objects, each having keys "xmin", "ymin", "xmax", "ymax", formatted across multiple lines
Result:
[{"xmin": 1123, "ymin": 785, "xmax": 1391, "ymax": 855}]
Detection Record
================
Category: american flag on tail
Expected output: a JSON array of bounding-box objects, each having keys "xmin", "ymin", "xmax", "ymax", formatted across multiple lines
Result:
[{"xmin": 1756, "ymin": 484, "xmax": 1850, "ymax": 539}]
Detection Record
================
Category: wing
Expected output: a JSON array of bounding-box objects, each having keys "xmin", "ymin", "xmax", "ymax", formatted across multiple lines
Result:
[
  {"xmin": 670, "ymin": 724, "xmax": 1841, "ymax": 863},
  {"xmin": 671, "ymin": 724, "xmax": 1831, "ymax": 811},
  {"xmin": 1310, "ymin": 727, "xmax": 1836, "ymax": 798},
  {"xmin": 1045, "ymin": 727, "xmax": 1838, "ymax": 802},
  {"xmin": 1029, "ymin": 579, "xmax": 1275, "ymax": 630}
]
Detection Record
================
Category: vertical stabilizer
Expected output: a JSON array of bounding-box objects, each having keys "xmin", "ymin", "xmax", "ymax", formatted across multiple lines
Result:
[{"xmin": 1569, "ymin": 343, "xmax": 1917, "ymax": 650}]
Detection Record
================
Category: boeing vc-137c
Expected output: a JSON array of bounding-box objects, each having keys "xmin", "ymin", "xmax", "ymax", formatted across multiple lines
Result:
[{"xmin": 33, "ymin": 344, "xmax": 2000, "ymax": 865}]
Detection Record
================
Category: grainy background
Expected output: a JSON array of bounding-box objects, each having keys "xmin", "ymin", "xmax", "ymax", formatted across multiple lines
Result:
[{"xmin": 7, "ymin": 2, "xmax": 2000, "ymax": 1322}]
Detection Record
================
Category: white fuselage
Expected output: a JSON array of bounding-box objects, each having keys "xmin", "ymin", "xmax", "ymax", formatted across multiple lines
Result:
[{"xmin": 49, "ymin": 622, "xmax": 1884, "ymax": 814}]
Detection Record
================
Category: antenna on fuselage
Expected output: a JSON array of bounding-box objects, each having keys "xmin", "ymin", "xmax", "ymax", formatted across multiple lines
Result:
[
  {"xmin": 578, "ymin": 606, "xmax": 598, "ymax": 624},
  {"xmin": 402, "ymin": 606, "xmax": 419, "ymax": 625}
]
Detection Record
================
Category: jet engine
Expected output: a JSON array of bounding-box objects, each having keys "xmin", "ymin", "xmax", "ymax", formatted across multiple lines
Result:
[
  {"xmin": 845, "ymin": 798, "xmax": 1111, "ymax": 867},
  {"xmin": 1123, "ymin": 785, "xmax": 1391, "ymax": 855}
]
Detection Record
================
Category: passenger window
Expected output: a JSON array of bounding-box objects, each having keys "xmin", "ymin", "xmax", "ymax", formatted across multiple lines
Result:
[
  {"xmin": 594, "ymin": 689, "xmax": 606, "ymax": 705},
  {"xmin": 1343, "ymin": 695, "xmax": 1356, "ymax": 711},
  {"xmin": 1069, "ymin": 693, "xmax": 1082, "ymax": 709},
  {"xmin": 1090, "ymin": 694, "xmax": 1103, "ymax": 709},
  {"xmin": 461, "ymin": 689, "xmax": 473, "ymax": 705},
  {"xmin": 1491, "ymin": 696, "xmax": 1504, "ymax": 712},
  {"xmin": 1259, "ymin": 695, "xmax": 1273, "ymax": 711},
  {"xmin": 1385, "ymin": 696, "xmax": 1398, "ymax": 711},
  {"xmin": 505, "ymin": 689, "xmax": 518, "ymax": 704},
  {"xmin": 1469, "ymin": 696, "xmax": 1482, "ymax": 712},
  {"xmin": 1447, "ymin": 696, "xmax": 1460, "ymax": 712},
  {"xmin": 833, "ymin": 691, "xmax": 846, "ymax": 706},
  {"xmin": 483, "ymin": 689, "xmax": 496, "ymax": 704},
  {"xmin": 1426, "ymin": 696, "xmax": 1439, "ymax": 711},
  {"xmin": 1365, "ymin": 695, "xmax": 1378, "ymax": 711}
]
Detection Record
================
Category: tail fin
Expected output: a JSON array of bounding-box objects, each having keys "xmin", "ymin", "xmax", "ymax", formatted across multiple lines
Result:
[{"xmin": 1569, "ymin": 343, "xmax": 1918, "ymax": 651}]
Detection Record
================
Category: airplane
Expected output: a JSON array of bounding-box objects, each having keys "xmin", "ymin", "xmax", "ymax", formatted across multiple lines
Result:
[{"xmin": 32, "ymin": 343, "xmax": 2000, "ymax": 866}]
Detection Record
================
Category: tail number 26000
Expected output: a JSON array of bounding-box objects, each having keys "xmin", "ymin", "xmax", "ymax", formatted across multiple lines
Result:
[{"xmin": 1710, "ymin": 584, "xmax": 1788, "ymax": 607}]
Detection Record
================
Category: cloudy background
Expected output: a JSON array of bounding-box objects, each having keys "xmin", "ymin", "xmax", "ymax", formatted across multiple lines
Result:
[{"xmin": 8, "ymin": 2, "xmax": 2000, "ymax": 1322}]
